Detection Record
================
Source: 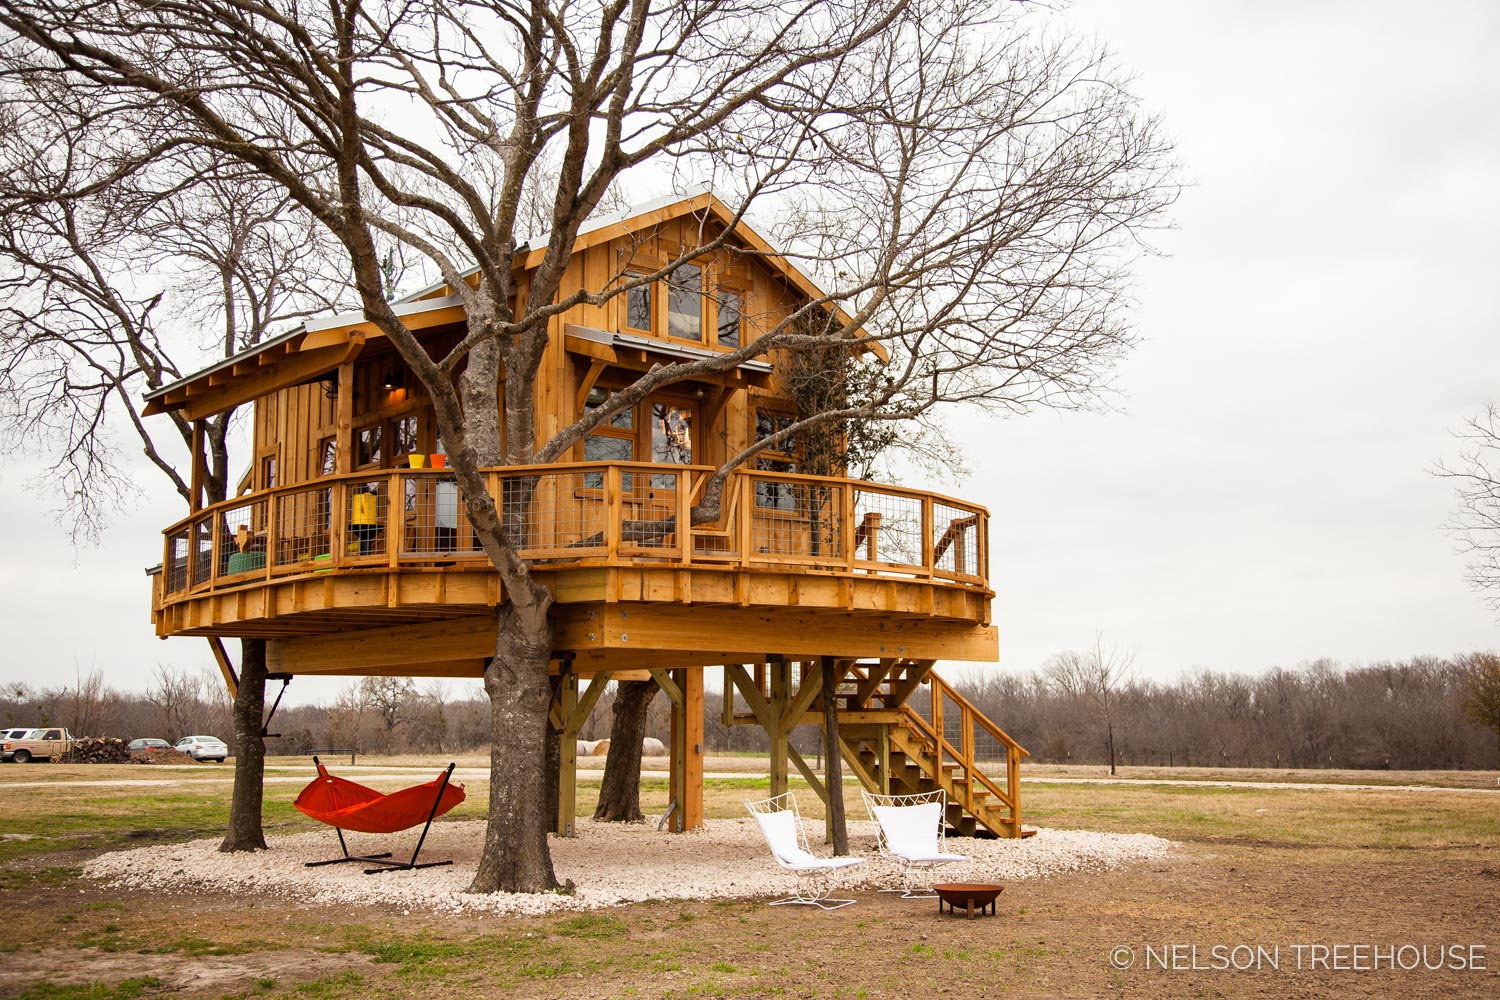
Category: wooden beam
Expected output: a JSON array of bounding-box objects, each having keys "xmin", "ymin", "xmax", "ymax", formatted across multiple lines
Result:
[
  {"xmin": 177, "ymin": 345, "xmax": 352, "ymax": 421},
  {"xmin": 724, "ymin": 663, "xmax": 776, "ymax": 732},
  {"xmin": 573, "ymin": 360, "xmax": 607, "ymax": 413},
  {"xmin": 648, "ymin": 668, "xmax": 684, "ymax": 708},
  {"xmin": 207, "ymin": 637, "xmax": 237, "ymax": 699}
]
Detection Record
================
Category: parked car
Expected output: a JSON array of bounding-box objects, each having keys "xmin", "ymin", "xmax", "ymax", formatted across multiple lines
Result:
[
  {"xmin": 174, "ymin": 736, "xmax": 229, "ymax": 762},
  {"xmin": 2, "ymin": 728, "xmax": 38, "ymax": 761},
  {"xmin": 3, "ymin": 728, "xmax": 74, "ymax": 763},
  {"xmin": 127, "ymin": 738, "xmax": 174, "ymax": 752}
]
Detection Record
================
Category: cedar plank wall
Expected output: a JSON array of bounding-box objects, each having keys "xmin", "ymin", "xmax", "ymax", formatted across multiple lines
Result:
[{"xmin": 252, "ymin": 216, "xmax": 806, "ymax": 489}]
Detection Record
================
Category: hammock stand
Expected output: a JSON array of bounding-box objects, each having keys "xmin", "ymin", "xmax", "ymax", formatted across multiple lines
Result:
[{"xmin": 294, "ymin": 756, "xmax": 465, "ymax": 875}]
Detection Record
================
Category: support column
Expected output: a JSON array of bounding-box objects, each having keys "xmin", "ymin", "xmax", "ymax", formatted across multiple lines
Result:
[
  {"xmin": 667, "ymin": 668, "xmax": 704, "ymax": 831},
  {"xmin": 554, "ymin": 666, "xmax": 578, "ymax": 837},
  {"xmin": 769, "ymin": 658, "xmax": 791, "ymax": 798}
]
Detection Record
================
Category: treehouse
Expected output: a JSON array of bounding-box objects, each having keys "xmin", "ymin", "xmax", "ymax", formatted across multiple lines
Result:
[{"xmin": 145, "ymin": 190, "xmax": 1029, "ymax": 841}]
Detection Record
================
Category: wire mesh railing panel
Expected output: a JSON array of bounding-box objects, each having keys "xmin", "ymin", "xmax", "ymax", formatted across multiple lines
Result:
[
  {"xmin": 620, "ymin": 468, "xmax": 682, "ymax": 554},
  {"xmin": 932, "ymin": 502, "xmax": 981, "ymax": 578},
  {"xmin": 747, "ymin": 477, "xmax": 844, "ymax": 562},
  {"xmin": 217, "ymin": 498, "xmax": 269, "ymax": 577},
  {"xmin": 342, "ymin": 481, "xmax": 387, "ymax": 559},
  {"xmin": 400, "ymin": 474, "xmax": 483, "ymax": 557},
  {"xmin": 502, "ymin": 470, "xmax": 608, "ymax": 556},
  {"xmin": 190, "ymin": 516, "xmax": 214, "ymax": 587},
  {"xmin": 272, "ymin": 487, "xmax": 338, "ymax": 566},
  {"xmin": 165, "ymin": 529, "xmax": 190, "ymax": 593},
  {"xmin": 853, "ymin": 488, "xmax": 923, "ymax": 568}
]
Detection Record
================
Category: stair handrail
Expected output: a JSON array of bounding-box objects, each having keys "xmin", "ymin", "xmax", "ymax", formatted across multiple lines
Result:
[{"xmin": 894, "ymin": 672, "xmax": 1029, "ymax": 820}]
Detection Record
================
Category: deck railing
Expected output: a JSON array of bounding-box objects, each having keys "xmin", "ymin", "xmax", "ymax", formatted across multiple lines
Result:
[{"xmin": 158, "ymin": 463, "xmax": 990, "ymax": 601}]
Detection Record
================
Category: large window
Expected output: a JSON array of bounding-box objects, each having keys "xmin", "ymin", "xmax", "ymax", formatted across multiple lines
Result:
[
  {"xmin": 650, "ymin": 402, "xmax": 694, "ymax": 488},
  {"xmin": 583, "ymin": 386, "xmax": 636, "ymax": 489},
  {"xmin": 754, "ymin": 410, "xmax": 798, "ymax": 509},
  {"xmin": 667, "ymin": 263, "xmax": 703, "ymax": 341}
]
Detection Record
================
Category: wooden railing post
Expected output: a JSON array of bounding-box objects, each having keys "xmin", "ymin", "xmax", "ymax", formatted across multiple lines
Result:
[
  {"xmin": 606, "ymin": 465, "xmax": 622, "ymax": 564},
  {"xmin": 677, "ymin": 468, "xmax": 691, "ymax": 563},
  {"xmin": 930, "ymin": 678, "xmax": 943, "ymax": 777},
  {"xmin": 921, "ymin": 496, "xmax": 934, "ymax": 579}
]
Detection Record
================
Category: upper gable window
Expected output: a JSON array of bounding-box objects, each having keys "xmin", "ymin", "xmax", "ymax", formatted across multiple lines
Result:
[
  {"xmin": 625, "ymin": 274, "xmax": 653, "ymax": 332},
  {"xmin": 667, "ymin": 263, "xmax": 703, "ymax": 341},
  {"xmin": 716, "ymin": 289, "xmax": 742, "ymax": 349}
]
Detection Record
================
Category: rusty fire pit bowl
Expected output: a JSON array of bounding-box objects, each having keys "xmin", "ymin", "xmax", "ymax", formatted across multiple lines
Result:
[{"xmin": 933, "ymin": 882, "xmax": 1003, "ymax": 918}]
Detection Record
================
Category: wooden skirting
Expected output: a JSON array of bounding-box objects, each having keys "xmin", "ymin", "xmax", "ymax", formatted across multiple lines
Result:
[{"xmin": 260, "ymin": 598, "xmax": 995, "ymax": 676}]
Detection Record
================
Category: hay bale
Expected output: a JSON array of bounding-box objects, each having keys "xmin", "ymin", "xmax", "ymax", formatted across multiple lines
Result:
[
  {"xmin": 576, "ymin": 739, "xmax": 600, "ymax": 756},
  {"xmin": 591, "ymin": 738, "xmax": 611, "ymax": 756},
  {"xmin": 641, "ymin": 737, "xmax": 666, "ymax": 756}
]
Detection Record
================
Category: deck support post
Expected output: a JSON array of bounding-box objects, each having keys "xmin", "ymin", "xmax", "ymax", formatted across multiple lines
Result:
[
  {"xmin": 554, "ymin": 665, "xmax": 578, "ymax": 837},
  {"xmin": 877, "ymin": 723, "xmax": 891, "ymax": 794},
  {"xmin": 769, "ymin": 657, "xmax": 791, "ymax": 799},
  {"xmin": 666, "ymin": 667, "xmax": 703, "ymax": 831}
]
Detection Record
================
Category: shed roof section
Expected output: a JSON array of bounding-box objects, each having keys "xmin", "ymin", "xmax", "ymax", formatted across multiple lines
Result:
[{"xmin": 143, "ymin": 190, "xmax": 867, "ymax": 419}]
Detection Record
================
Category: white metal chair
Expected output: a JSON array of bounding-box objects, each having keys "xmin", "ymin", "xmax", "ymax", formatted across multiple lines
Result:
[
  {"xmin": 745, "ymin": 791, "xmax": 865, "ymax": 910},
  {"xmin": 862, "ymin": 788, "xmax": 969, "ymax": 898}
]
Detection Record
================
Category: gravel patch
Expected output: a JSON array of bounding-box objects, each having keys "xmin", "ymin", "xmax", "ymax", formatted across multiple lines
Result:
[{"xmin": 83, "ymin": 818, "xmax": 1172, "ymax": 917}]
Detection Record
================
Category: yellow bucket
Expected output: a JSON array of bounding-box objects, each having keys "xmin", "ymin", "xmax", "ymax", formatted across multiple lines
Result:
[{"xmin": 409, "ymin": 454, "xmax": 426, "ymax": 468}]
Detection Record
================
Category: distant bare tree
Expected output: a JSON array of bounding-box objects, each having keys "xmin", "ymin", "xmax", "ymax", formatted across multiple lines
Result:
[
  {"xmin": 147, "ymin": 666, "xmax": 202, "ymax": 743},
  {"xmin": 360, "ymin": 676, "xmax": 417, "ymax": 752},
  {"xmin": 1459, "ymin": 651, "xmax": 1500, "ymax": 765},
  {"xmin": 1437, "ymin": 405, "xmax": 1500, "ymax": 614},
  {"xmin": 1045, "ymin": 635, "xmax": 1135, "ymax": 775},
  {"xmin": 63, "ymin": 668, "xmax": 118, "ymax": 738}
]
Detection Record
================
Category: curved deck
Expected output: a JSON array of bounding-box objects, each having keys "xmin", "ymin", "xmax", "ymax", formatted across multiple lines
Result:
[{"xmin": 153, "ymin": 463, "xmax": 996, "ymax": 673}]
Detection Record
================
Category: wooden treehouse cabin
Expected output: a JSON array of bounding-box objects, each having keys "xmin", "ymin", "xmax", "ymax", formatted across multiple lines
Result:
[{"xmin": 144, "ymin": 190, "xmax": 1030, "ymax": 841}]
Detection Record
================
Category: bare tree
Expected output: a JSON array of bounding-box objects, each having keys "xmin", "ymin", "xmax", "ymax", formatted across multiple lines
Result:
[
  {"xmin": 1045, "ymin": 635, "xmax": 1135, "ymax": 775},
  {"xmin": 359, "ymin": 676, "xmax": 417, "ymax": 752},
  {"xmin": 1437, "ymin": 405, "xmax": 1500, "ymax": 613},
  {"xmin": 1459, "ymin": 651, "xmax": 1500, "ymax": 765},
  {"xmin": 0, "ymin": 75, "xmax": 350, "ymax": 851},
  {"xmin": 147, "ymin": 665, "xmax": 203, "ymax": 743},
  {"xmin": 0, "ymin": 0, "xmax": 1177, "ymax": 891}
]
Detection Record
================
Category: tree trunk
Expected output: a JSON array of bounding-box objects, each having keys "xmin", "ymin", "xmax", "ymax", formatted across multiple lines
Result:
[
  {"xmin": 593, "ymin": 679, "xmax": 658, "ymax": 822},
  {"xmin": 469, "ymin": 601, "xmax": 560, "ymax": 893},
  {"xmin": 821, "ymin": 657, "xmax": 848, "ymax": 855},
  {"xmin": 219, "ymin": 638, "xmax": 268, "ymax": 852},
  {"xmin": 1107, "ymin": 720, "xmax": 1117, "ymax": 776}
]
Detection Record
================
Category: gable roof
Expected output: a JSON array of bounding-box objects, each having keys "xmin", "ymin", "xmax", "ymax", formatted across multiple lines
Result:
[{"xmin": 143, "ymin": 188, "xmax": 872, "ymax": 419}]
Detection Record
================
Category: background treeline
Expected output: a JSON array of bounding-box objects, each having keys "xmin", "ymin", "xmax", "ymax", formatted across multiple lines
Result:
[{"xmin": 3, "ymin": 654, "xmax": 1496, "ymax": 770}]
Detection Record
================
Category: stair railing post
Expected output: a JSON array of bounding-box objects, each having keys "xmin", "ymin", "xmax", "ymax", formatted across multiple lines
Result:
[{"xmin": 930, "ymin": 678, "xmax": 943, "ymax": 780}]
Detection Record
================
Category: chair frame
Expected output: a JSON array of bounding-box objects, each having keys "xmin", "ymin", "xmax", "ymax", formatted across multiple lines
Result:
[
  {"xmin": 862, "ymin": 788, "xmax": 967, "ymax": 899},
  {"xmin": 745, "ymin": 791, "xmax": 863, "ymax": 910}
]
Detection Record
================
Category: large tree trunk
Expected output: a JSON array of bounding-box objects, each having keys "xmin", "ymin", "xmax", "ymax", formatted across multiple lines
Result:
[
  {"xmin": 220, "ymin": 638, "xmax": 268, "ymax": 852},
  {"xmin": 593, "ymin": 679, "xmax": 658, "ymax": 822},
  {"xmin": 469, "ymin": 601, "xmax": 560, "ymax": 893},
  {"xmin": 821, "ymin": 657, "xmax": 848, "ymax": 854}
]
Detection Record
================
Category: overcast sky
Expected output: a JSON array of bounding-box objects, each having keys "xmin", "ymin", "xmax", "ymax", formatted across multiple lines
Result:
[{"xmin": 2, "ymin": 0, "xmax": 1497, "ymax": 708}]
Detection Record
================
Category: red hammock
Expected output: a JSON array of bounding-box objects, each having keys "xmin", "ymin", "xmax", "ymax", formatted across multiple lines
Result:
[
  {"xmin": 294, "ymin": 758, "xmax": 465, "ymax": 874},
  {"xmin": 294, "ymin": 760, "xmax": 465, "ymax": 833}
]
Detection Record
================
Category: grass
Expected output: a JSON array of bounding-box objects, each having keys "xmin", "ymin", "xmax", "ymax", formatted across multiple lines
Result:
[{"xmin": 12, "ymin": 978, "xmax": 163, "ymax": 1000}]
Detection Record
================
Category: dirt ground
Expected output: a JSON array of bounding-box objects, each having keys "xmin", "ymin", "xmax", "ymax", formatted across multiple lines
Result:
[{"xmin": 2, "ymin": 843, "xmax": 1495, "ymax": 998}]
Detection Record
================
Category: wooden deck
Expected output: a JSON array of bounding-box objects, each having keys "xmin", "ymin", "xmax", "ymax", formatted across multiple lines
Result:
[{"xmin": 152, "ymin": 463, "xmax": 997, "ymax": 672}]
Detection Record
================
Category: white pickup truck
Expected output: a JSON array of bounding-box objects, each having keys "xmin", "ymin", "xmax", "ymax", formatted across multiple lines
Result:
[{"xmin": 1, "ymin": 728, "xmax": 75, "ymax": 763}]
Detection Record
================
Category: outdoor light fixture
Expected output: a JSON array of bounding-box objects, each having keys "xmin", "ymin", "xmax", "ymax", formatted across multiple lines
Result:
[{"xmin": 383, "ymin": 369, "xmax": 404, "ymax": 390}]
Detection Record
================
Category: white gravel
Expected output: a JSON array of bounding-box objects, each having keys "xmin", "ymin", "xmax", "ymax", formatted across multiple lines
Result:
[{"xmin": 83, "ymin": 818, "xmax": 1172, "ymax": 917}]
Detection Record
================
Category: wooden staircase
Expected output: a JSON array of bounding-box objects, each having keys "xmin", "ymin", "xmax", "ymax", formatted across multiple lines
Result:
[{"xmin": 723, "ymin": 659, "xmax": 1032, "ymax": 838}]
